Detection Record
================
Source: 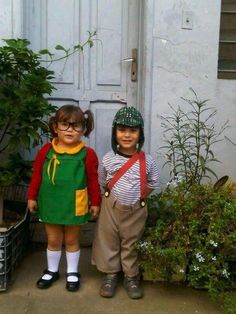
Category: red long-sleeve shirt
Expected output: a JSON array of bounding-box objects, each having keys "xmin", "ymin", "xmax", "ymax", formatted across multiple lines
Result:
[{"xmin": 28, "ymin": 143, "xmax": 101, "ymax": 206}]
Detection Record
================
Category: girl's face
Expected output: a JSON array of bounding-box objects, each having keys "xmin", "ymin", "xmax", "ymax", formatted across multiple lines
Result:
[
  {"xmin": 54, "ymin": 120, "xmax": 83, "ymax": 149},
  {"xmin": 116, "ymin": 125, "xmax": 140, "ymax": 155}
]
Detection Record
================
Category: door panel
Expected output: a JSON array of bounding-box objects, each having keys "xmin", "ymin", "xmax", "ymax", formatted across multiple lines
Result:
[
  {"xmin": 24, "ymin": 0, "xmax": 140, "ymax": 159},
  {"xmin": 45, "ymin": 0, "xmax": 77, "ymax": 84},
  {"xmin": 96, "ymin": 0, "xmax": 124, "ymax": 86},
  {"xmin": 89, "ymin": 103, "xmax": 123, "ymax": 159}
]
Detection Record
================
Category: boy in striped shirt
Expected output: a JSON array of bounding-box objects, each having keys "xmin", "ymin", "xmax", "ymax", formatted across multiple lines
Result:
[{"xmin": 92, "ymin": 106, "xmax": 160, "ymax": 299}]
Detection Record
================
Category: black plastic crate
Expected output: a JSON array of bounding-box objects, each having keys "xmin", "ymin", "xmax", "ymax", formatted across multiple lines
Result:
[{"xmin": 0, "ymin": 210, "xmax": 28, "ymax": 291}]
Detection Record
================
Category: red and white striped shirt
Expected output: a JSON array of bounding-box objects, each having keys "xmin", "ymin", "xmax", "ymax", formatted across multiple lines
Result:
[{"xmin": 99, "ymin": 151, "xmax": 160, "ymax": 205}]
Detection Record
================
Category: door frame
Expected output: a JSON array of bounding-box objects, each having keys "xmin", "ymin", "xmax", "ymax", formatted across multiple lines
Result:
[{"xmin": 139, "ymin": 0, "xmax": 155, "ymax": 152}]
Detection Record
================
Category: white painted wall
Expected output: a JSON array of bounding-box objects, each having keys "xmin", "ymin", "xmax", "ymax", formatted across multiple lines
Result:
[
  {"xmin": 142, "ymin": 0, "xmax": 236, "ymax": 187},
  {"xmin": 1, "ymin": 0, "xmax": 236, "ymax": 187},
  {"xmin": 0, "ymin": 0, "xmax": 23, "ymax": 42}
]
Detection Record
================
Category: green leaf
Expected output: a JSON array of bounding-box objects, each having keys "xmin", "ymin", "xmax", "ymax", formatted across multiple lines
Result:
[
  {"xmin": 204, "ymin": 167, "xmax": 218, "ymax": 179},
  {"xmin": 55, "ymin": 45, "xmax": 67, "ymax": 52},
  {"xmin": 74, "ymin": 44, "xmax": 82, "ymax": 50},
  {"xmin": 88, "ymin": 40, "xmax": 94, "ymax": 48},
  {"xmin": 39, "ymin": 49, "xmax": 53, "ymax": 57}
]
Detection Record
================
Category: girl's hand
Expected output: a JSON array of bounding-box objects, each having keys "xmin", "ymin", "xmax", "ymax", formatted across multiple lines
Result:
[
  {"xmin": 27, "ymin": 200, "xmax": 38, "ymax": 213},
  {"xmin": 89, "ymin": 206, "xmax": 100, "ymax": 218}
]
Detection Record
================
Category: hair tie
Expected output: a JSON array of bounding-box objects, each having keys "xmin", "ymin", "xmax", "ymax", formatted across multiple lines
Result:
[{"xmin": 84, "ymin": 113, "xmax": 88, "ymax": 119}]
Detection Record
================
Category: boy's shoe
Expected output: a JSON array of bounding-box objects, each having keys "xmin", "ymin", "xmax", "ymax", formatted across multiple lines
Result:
[
  {"xmin": 37, "ymin": 269, "xmax": 60, "ymax": 289},
  {"xmin": 100, "ymin": 273, "xmax": 118, "ymax": 298},
  {"xmin": 123, "ymin": 276, "xmax": 143, "ymax": 299}
]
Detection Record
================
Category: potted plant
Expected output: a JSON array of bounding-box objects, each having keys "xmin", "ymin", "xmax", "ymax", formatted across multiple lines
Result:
[{"xmin": 137, "ymin": 90, "xmax": 236, "ymax": 314}]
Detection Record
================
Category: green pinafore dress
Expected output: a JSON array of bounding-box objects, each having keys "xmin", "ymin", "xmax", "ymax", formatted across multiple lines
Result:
[{"xmin": 38, "ymin": 143, "xmax": 90, "ymax": 225}]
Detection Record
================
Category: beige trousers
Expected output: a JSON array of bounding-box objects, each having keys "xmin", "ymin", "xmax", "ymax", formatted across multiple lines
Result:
[{"xmin": 92, "ymin": 193, "xmax": 147, "ymax": 277}]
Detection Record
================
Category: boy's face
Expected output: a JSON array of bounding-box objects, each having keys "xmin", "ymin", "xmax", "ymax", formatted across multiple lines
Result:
[{"xmin": 116, "ymin": 124, "xmax": 140, "ymax": 154}]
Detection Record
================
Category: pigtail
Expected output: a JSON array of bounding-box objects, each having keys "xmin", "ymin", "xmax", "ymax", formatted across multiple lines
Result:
[
  {"xmin": 48, "ymin": 116, "xmax": 57, "ymax": 138},
  {"xmin": 83, "ymin": 109, "xmax": 94, "ymax": 137}
]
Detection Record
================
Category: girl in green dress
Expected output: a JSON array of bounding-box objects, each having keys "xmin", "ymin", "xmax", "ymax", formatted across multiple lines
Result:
[{"xmin": 27, "ymin": 105, "xmax": 101, "ymax": 291}]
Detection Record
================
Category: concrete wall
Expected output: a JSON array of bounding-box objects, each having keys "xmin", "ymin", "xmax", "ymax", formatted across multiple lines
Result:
[{"xmin": 143, "ymin": 0, "xmax": 236, "ymax": 186}]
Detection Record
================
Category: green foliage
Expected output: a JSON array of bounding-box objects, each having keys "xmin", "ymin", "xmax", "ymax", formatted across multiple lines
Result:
[
  {"xmin": 0, "ymin": 39, "xmax": 56, "ymax": 149},
  {"xmin": 0, "ymin": 38, "xmax": 56, "ymax": 185},
  {"xmin": 137, "ymin": 183, "xmax": 236, "ymax": 313},
  {"xmin": 0, "ymin": 153, "xmax": 32, "ymax": 185},
  {"xmin": 161, "ymin": 89, "xmax": 228, "ymax": 188},
  {"xmin": 220, "ymin": 292, "xmax": 236, "ymax": 314}
]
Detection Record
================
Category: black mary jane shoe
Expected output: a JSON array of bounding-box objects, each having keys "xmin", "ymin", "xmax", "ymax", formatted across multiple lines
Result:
[
  {"xmin": 66, "ymin": 272, "xmax": 81, "ymax": 292},
  {"xmin": 36, "ymin": 269, "xmax": 60, "ymax": 289}
]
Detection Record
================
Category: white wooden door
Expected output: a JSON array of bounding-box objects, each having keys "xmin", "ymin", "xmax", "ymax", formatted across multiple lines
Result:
[{"xmin": 24, "ymin": 0, "xmax": 141, "ymax": 159}]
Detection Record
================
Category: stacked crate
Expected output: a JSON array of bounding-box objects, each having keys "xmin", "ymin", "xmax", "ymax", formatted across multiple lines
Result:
[{"xmin": 0, "ymin": 211, "xmax": 28, "ymax": 291}]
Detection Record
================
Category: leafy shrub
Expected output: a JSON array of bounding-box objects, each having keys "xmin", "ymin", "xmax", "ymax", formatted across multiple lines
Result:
[
  {"xmin": 138, "ymin": 90, "xmax": 235, "ymax": 313},
  {"xmin": 138, "ymin": 182, "xmax": 236, "ymax": 313}
]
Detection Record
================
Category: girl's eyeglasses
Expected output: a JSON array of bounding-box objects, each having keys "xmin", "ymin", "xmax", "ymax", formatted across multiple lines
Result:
[{"xmin": 57, "ymin": 121, "xmax": 83, "ymax": 133}]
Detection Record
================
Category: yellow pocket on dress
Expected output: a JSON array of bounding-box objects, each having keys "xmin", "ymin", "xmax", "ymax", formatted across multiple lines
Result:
[{"xmin": 75, "ymin": 188, "xmax": 89, "ymax": 216}]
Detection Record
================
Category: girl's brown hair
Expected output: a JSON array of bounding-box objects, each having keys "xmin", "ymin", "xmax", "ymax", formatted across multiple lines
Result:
[{"xmin": 49, "ymin": 104, "xmax": 94, "ymax": 137}]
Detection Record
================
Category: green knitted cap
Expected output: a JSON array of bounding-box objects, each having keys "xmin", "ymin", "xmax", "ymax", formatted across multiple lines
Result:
[{"xmin": 111, "ymin": 106, "xmax": 145, "ymax": 152}]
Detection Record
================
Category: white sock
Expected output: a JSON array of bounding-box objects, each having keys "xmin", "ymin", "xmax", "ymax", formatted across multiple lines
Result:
[
  {"xmin": 66, "ymin": 250, "xmax": 80, "ymax": 282},
  {"xmin": 42, "ymin": 249, "xmax": 62, "ymax": 280}
]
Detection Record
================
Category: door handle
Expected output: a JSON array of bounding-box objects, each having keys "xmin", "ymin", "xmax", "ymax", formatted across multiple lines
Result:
[
  {"xmin": 122, "ymin": 48, "xmax": 137, "ymax": 82},
  {"xmin": 122, "ymin": 57, "xmax": 135, "ymax": 62}
]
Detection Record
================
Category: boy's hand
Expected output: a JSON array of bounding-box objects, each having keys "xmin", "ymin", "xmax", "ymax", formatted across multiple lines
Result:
[
  {"xmin": 90, "ymin": 206, "xmax": 100, "ymax": 218},
  {"xmin": 27, "ymin": 200, "xmax": 38, "ymax": 213}
]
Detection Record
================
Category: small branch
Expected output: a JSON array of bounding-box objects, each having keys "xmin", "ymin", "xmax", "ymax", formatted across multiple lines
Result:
[
  {"xmin": 225, "ymin": 135, "xmax": 236, "ymax": 146},
  {"xmin": 0, "ymin": 122, "xmax": 10, "ymax": 145},
  {"xmin": 39, "ymin": 31, "xmax": 96, "ymax": 63}
]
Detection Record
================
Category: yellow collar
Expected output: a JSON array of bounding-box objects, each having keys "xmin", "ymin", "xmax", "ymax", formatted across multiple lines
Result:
[{"xmin": 51, "ymin": 138, "xmax": 85, "ymax": 154}]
